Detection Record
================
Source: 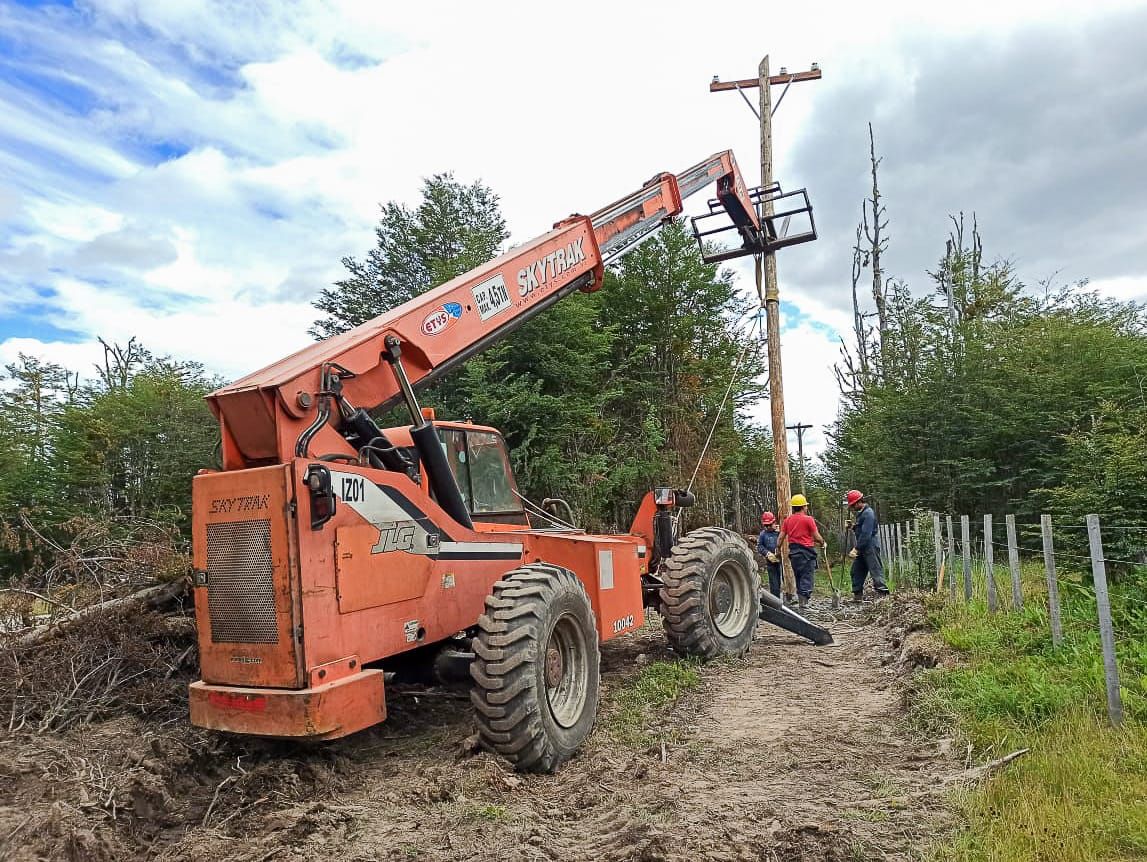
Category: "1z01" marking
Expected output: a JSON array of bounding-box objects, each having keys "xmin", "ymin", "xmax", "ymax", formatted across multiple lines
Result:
[{"xmin": 339, "ymin": 476, "xmax": 365, "ymax": 502}]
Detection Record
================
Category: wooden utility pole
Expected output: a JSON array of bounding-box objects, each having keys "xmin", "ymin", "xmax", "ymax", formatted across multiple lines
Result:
[
  {"xmin": 786, "ymin": 422, "xmax": 813, "ymax": 495},
  {"xmin": 710, "ymin": 57, "xmax": 822, "ymax": 599}
]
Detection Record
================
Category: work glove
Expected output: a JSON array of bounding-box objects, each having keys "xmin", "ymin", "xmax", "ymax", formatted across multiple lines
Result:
[
  {"xmin": 766, "ymin": 552, "xmax": 778, "ymax": 563},
  {"xmin": 848, "ymin": 548, "xmax": 858, "ymax": 559}
]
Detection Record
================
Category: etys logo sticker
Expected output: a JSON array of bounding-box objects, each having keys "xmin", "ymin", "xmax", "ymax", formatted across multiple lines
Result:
[{"xmin": 420, "ymin": 302, "xmax": 463, "ymax": 336}]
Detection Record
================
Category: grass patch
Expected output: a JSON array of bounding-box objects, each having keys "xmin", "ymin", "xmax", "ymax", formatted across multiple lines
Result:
[
  {"xmin": 472, "ymin": 803, "xmax": 508, "ymax": 821},
  {"xmin": 606, "ymin": 658, "xmax": 701, "ymax": 744},
  {"xmin": 915, "ymin": 562, "xmax": 1147, "ymax": 861},
  {"xmin": 935, "ymin": 712, "xmax": 1147, "ymax": 862},
  {"xmin": 913, "ymin": 559, "xmax": 1147, "ymax": 862},
  {"xmin": 915, "ymin": 573, "xmax": 1147, "ymax": 743}
]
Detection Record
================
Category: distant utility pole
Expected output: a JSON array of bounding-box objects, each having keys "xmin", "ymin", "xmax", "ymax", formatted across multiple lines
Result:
[
  {"xmin": 786, "ymin": 422, "xmax": 813, "ymax": 495},
  {"xmin": 710, "ymin": 57, "xmax": 822, "ymax": 597}
]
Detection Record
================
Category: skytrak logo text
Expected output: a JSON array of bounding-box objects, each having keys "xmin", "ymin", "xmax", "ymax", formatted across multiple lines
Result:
[{"xmin": 517, "ymin": 237, "xmax": 586, "ymax": 297}]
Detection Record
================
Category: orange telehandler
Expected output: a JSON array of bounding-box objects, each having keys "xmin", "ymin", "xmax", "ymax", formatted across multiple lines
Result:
[{"xmin": 189, "ymin": 150, "xmax": 818, "ymax": 771}]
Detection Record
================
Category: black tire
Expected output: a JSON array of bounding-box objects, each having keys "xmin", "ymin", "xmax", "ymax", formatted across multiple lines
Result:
[
  {"xmin": 470, "ymin": 563, "xmax": 601, "ymax": 773},
  {"xmin": 659, "ymin": 526, "xmax": 761, "ymax": 659}
]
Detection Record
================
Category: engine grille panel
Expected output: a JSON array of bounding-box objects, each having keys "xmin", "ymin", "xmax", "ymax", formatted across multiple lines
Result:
[{"xmin": 206, "ymin": 519, "xmax": 279, "ymax": 644}]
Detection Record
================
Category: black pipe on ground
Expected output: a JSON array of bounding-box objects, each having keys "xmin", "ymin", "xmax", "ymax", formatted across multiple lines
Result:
[{"xmin": 759, "ymin": 590, "xmax": 834, "ymax": 645}]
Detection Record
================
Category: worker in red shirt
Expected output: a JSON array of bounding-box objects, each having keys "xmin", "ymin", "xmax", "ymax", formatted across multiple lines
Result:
[{"xmin": 777, "ymin": 494, "xmax": 827, "ymax": 612}]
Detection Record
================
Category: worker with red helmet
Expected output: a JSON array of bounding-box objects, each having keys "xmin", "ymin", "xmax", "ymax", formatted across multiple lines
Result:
[
  {"xmin": 756, "ymin": 511, "xmax": 782, "ymax": 598},
  {"xmin": 778, "ymin": 494, "xmax": 826, "ymax": 611},
  {"xmin": 845, "ymin": 489, "xmax": 889, "ymax": 601}
]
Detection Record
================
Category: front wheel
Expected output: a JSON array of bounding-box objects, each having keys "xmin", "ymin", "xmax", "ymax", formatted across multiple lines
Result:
[
  {"xmin": 470, "ymin": 563, "xmax": 601, "ymax": 773},
  {"xmin": 659, "ymin": 527, "xmax": 760, "ymax": 659}
]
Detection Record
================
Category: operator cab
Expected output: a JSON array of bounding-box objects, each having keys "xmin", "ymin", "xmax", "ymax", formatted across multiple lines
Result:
[{"xmin": 382, "ymin": 420, "xmax": 529, "ymax": 527}]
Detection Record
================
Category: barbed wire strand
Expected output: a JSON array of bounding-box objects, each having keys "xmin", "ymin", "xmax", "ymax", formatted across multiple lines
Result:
[{"xmin": 986, "ymin": 539, "xmax": 1145, "ymax": 568}]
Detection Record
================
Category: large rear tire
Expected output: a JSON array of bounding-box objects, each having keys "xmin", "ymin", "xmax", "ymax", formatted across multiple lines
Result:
[
  {"xmin": 470, "ymin": 563, "xmax": 601, "ymax": 773},
  {"xmin": 659, "ymin": 526, "xmax": 760, "ymax": 659}
]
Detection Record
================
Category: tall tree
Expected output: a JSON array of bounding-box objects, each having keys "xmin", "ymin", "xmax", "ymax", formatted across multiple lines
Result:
[
  {"xmin": 1, "ymin": 354, "xmax": 75, "ymax": 463},
  {"xmin": 838, "ymin": 124, "xmax": 889, "ymax": 398},
  {"xmin": 597, "ymin": 221, "xmax": 766, "ymax": 524},
  {"xmin": 52, "ymin": 346, "xmax": 219, "ymax": 531},
  {"xmin": 863, "ymin": 122, "xmax": 890, "ymax": 367},
  {"xmin": 0, "ymin": 354, "xmax": 76, "ymax": 522},
  {"xmin": 309, "ymin": 174, "xmax": 508, "ymax": 338}
]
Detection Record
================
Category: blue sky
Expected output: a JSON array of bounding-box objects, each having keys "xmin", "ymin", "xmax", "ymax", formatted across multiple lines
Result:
[{"xmin": 2, "ymin": 0, "xmax": 1144, "ymax": 456}]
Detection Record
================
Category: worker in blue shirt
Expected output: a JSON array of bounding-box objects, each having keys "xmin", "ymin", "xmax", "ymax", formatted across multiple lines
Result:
[
  {"xmin": 845, "ymin": 489, "xmax": 890, "ymax": 601},
  {"xmin": 756, "ymin": 511, "xmax": 782, "ymax": 597}
]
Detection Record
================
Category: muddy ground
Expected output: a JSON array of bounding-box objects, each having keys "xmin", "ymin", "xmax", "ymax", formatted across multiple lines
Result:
[{"xmin": 0, "ymin": 598, "xmax": 962, "ymax": 862}]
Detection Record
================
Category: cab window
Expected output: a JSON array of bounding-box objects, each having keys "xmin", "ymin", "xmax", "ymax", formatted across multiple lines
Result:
[
  {"xmin": 436, "ymin": 428, "xmax": 471, "ymax": 510},
  {"xmin": 434, "ymin": 428, "xmax": 525, "ymax": 521},
  {"xmin": 466, "ymin": 431, "xmax": 519, "ymax": 514}
]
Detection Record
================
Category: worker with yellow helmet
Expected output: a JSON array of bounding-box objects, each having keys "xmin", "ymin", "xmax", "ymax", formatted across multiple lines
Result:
[{"xmin": 777, "ymin": 494, "xmax": 826, "ymax": 612}]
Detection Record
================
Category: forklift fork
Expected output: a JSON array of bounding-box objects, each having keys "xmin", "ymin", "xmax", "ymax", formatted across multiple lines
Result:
[{"xmin": 691, "ymin": 182, "xmax": 817, "ymax": 264}]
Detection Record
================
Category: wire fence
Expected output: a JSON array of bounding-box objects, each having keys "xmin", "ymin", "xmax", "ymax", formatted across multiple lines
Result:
[{"xmin": 877, "ymin": 510, "xmax": 1145, "ymax": 728}]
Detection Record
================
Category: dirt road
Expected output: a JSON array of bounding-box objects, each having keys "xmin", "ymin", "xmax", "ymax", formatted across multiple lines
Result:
[{"xmin": 0, "ymin": 600, "xmax": 958, "ymax": 861}]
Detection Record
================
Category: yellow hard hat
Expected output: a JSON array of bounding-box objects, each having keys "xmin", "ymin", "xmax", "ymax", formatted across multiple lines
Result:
[{"xmin": 790, "ymin": 494, "xmax": 808, "ymax": 507}]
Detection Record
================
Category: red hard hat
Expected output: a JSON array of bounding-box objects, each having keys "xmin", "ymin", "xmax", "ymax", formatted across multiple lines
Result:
[
  {"xmin": 845, "ymin": 489, "xmax": 864, "ymax": 506},
  {"xmin": 760, "ymin": 512, "xmax": 776, "ymax": 525}
]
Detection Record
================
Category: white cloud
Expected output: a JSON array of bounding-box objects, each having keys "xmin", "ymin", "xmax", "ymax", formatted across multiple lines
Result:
[
  {"xmin": 1082, "ymin": 276, "xmax": 1147, "ymax": 302},
  {"xmin": 21, "ymin": 199, "xmax": 124, "ymax": 244}
]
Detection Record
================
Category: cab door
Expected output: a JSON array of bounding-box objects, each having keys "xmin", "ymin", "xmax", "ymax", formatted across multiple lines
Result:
[{"xmin": 435, "ymin": 427, "xmax": 528, "ymax": 526}]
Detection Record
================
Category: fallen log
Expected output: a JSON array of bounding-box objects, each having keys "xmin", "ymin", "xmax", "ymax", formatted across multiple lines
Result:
[{"xmin": 7, "ymin": 577, "xmax": 190, "ymax": 649}]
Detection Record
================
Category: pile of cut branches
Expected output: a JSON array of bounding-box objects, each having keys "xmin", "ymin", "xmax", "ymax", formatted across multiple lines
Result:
[{"xmin": 0, "ymin": 514, "xmax": 196, "ymax": 734}]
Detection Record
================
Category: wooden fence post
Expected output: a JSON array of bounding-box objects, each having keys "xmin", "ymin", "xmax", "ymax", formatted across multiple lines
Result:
[
  {"xmin": 897, "ymin": 523, "xmax": 905, "ymax": 582},
  {"xmin": 887, "ymin": 523, "xmax": 895, "ymax": 577},
  {"xmin": 1041, "ymin": 514, "xmax": 1063, "ymax": 647},
  {"xmin": 889, "ymin": 524, "xmax": 897, "ymax": 581},
  {"xmin": 908, "ymin": 519, "xmax": 916, "ymax": 583},
  {"xmin": 960, "ymin": 515, "xmax": 972, "ymax": 601},
  {"xmin": 933, "ymin": 514, "xmax": 943, "ymax": 591},
  {"xmin": 1086, "ymin": 514, "xmax": 1124, "ymax": 727},
  {"xmin": 984, "ymin": 514, "xmax": 998, "ymax": 613},
  {"xmin": 887, "ymin": 523, "xmax": 895, "ymax": 585},
  {"xmin": 1005, "ymin": 513, "xmax": 1023, "ymax": 609},
  {"xmin": 903, "ymin": 521, "xmax": 910, "ymax": 585},
  {"xmin": 946, "ymin": 515, "xmax": 956, "ymax": 601}
]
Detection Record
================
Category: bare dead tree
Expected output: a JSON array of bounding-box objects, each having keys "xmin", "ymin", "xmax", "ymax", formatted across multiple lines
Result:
[
  {"xmin": 835, "ymin": 337, "xmax": 864, "ymax": 401},
  {"xmin": 835, "ymin": 124, "xmax": 889, "ymax": 398},
  {"xmin": 96, "ymin": 337, "xmax": 150, "ymax": 392},
  {"xmin": 863, "ymin": 123, "xmax": 890, "ymax": 369},
  {"xmin": 929, "ymin": 212, "xmax": 986, "ymax": 330},
  {"xmin": 850, "ymin": 224, "xmax": 870, "ymax": 380}
]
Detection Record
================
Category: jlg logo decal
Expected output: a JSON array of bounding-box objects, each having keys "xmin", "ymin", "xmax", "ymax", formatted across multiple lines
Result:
[
  {"xmin": 372, "ymin": 523, "xmax": 416, "ymax": 553},
  {"xmin": 517, "ymin": 237, "xmax": 586, "ymax": 298},
  {"xmin": 420, "ymin": 302, "xmax": 463, "ymax": 336}
]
